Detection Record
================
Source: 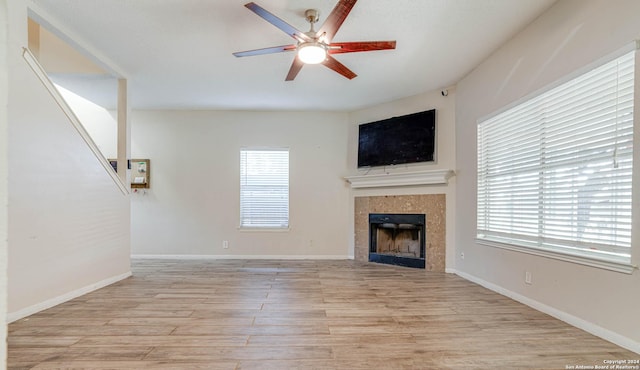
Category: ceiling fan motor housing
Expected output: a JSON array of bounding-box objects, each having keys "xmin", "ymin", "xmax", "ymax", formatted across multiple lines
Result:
[{"xmin": 305, "ymin": 9, "xmax": 320, "ymax": 24}]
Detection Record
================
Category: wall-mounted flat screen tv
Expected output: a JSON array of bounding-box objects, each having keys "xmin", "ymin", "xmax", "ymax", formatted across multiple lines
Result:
[{"xmin": 357, "ymin": 109, "xmax": 436, "ymax": 168}]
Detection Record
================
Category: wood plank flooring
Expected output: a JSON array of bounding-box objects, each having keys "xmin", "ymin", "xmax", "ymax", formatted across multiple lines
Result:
[{"xmin": 8, "ymin": 259, "xmax": 638, "ymax": 369}]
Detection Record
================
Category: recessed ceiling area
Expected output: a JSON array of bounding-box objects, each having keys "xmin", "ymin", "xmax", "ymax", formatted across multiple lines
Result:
[{"xmin": 30, "ymin": 0, "xmax": 557, "ymax": 111}]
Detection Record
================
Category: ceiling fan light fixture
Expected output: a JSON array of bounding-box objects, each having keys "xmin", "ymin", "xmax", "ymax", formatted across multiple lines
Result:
[
  {"xmin": 297, "ymin": 42, "xmax": 327, "ymax": 64},
  {"xmin": 233, "ymin": 1, "xmax": 396, "ymax": 80}
]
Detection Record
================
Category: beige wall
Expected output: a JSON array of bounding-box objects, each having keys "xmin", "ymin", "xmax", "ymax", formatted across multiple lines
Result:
[
  {"xmin": 131, "ymin": 110, "xmax": 351, "ymax": 258},
  {"xmin": 0, "ymin": 0, "xmax": 8, "ymax": 366},
  {"xmin": 455, "ymin": 0, "xmax": 640, "ymax": 352},
  {"xmin": 130, "ymin": 92, "xmax": 456, "ymax": 263},
  {"xmin": 7, "ymin": 0, "xmax": 131, "ymax": 320},
  {"xmin": 36, "ymin": 22, "xmax": 106, "ymax": 75}
]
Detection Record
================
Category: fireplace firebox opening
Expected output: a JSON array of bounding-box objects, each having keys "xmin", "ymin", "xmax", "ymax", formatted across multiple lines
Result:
[{"xmin": 369, "ymin": 213, "xmax": 426, "ymax": 269}]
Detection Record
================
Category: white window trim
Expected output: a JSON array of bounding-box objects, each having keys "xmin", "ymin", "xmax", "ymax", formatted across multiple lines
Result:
[
  {"xmin": 239, "ymin": 148, "xmax": 290, "ymax": 230},
  {"xmin": 476, "ymin": 238, "xmax": 635, "ymax": 274},
  {"xmin": 476, "ymin": 42, "xmax": 639, "ymax": 274}
]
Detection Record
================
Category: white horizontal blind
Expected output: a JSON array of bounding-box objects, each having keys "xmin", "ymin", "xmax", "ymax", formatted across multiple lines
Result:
[
  {"xmin": 240, "ymin": 149, "xmax": 289, "ymax": 229},
  {"xmin": 477, "ymin": 50, "xmax": 634, "ymax": 263}
]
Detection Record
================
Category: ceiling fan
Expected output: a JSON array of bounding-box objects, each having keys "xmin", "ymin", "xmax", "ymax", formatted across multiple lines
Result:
[{"xmin": 233, "ymin": 0, "xmax": 396, "ymax": 81}]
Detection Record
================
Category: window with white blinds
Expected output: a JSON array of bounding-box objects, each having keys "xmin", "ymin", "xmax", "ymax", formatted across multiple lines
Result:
[
  {"xmin": 240, "ymin": 149, "xmax": 289, "ymax": 229},
  {"xmin": 477, "ymin": 50, "xmax": 635, "ymax": 266}
]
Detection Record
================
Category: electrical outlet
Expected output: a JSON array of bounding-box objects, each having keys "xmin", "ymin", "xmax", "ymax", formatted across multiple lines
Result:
[
  {"xmin": 525, "ymin": 271, "xmax": 532, "ymax": 285},
  {"xmin": 223, "ymin": 240, "xmax": 229, "ymax": 249},
  {"xmin": 460, "ymin": 252, "xmax": 465, "ymax": 260}
]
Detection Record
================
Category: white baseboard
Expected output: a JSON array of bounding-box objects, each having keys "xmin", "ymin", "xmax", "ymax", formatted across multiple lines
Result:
[
  {"xmin": 7, "ymin": 271, "xmax": 132, "ymax": 323},
  {"xmin": 451, "ymin": 268, "xmax": 640, "ymax": 355},
  {"xmin": 131, "ymin": 254, "xmax": 350, "ymax": 260}
]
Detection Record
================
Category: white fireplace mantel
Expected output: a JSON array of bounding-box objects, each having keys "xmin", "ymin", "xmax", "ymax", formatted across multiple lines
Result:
[{"xmin": 345, "ymin": 169, "xmax": 455, "ymax": 189}]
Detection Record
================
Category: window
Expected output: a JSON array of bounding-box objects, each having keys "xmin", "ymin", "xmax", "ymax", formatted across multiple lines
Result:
[
  {"xmin": 477, "ymin": 50, "xmax": 635, "ymax": 269},
  {"xmin": 240, "ymin": 149, "xmax": 289, "ymax": 229}
]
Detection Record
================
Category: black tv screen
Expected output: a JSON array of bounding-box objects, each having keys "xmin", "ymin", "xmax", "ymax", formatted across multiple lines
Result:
[{"xmin": 357, "ymin": 109, "xmax": 436, "ymax": 168}]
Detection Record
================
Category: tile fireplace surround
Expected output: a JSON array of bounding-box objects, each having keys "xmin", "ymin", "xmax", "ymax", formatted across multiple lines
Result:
[{"xmin": 354, "ymin": 194, "xmax": 446, "ymax": 272}]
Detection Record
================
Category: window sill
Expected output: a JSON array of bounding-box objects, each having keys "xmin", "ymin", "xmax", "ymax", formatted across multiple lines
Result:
[
  {"xmin": 476, "ymin": 238, "xmax": 636, "ymax": 274},
  {"xmin": 238, "ymin": 227, "xmax": 290, "ymax": 233}
]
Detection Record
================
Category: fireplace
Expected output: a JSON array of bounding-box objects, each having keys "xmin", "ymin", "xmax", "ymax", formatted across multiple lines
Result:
[
  {"xmin": 369, "ymin": 213, "xmax": 426, "ymax": 269},
  {"xmin": 354, "ymin": 195, "xmax": 445, "ymax": 271}
]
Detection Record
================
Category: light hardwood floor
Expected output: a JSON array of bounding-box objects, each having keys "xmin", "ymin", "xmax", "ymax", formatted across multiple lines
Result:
[{"xmin": 8, "ymin": 259, "xmax": 638, "ymax": 369}]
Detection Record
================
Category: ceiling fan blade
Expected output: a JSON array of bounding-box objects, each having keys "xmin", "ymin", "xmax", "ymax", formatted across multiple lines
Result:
[
  {"xmin": 233, "ymin": 44, "xmax": 296, "ymax": 57},
  {"xmin": 322, "ymin": 55, "xmax": 357, "ymax": 80},
  {"xmin": 285, "ymin": 57, "xmax": 304, "ymax": 81},
  {"xmin": 329, "ymin": 41, "xmax": 396, "ymax": 54},
  {"xmin": 244, "ymin": 2, "xmax": 311, "ymax": 42},
  {"xmin": 317, "ymin": 0, "xmax": 357, "ymax": 43}
]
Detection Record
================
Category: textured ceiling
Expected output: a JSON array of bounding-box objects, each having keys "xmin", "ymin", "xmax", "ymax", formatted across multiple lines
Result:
[{"xmin": 31, "ymin": 0, "xmax": 557, "ymax": 111}]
